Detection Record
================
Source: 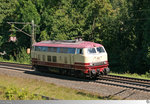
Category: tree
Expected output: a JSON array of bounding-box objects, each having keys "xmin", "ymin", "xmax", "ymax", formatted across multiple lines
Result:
[
  {"xmin": 81, "ymin": 0, "xmax": 117, "ymax": 44},
  {"xmin": 0, "ymin": 0, "xmax": 18, "ymax": 23},
  {"xmin": 39, "ymin": 30, "xmax": 50, "ymax": 41},
  {"xmin": 15, "ymin": 0, "xmax": 41, "ymax": 47},
  {"xmin": 49, "ymin": 0, "xmax": 86, "ymax": 40}
]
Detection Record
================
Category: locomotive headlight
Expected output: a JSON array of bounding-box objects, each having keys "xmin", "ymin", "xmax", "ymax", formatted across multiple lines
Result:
[
  {"xmin": 103, "ymin": 61, "xmax": 107, "ymax": 64},
  {"xmin": 90, "ymin": 63, "xmax": 94, "ymax": 66}
]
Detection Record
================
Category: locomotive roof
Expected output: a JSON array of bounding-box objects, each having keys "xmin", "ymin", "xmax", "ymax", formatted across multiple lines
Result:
[{"xmin": 33, "ymin": 40, "xmax": 103, "ymax": 48}]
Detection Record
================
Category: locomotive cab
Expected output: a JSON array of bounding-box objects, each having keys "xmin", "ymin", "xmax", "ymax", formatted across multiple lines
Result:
[{"xmin": 74, "ymin": 46, "xmax": 109, "ymax": 78}]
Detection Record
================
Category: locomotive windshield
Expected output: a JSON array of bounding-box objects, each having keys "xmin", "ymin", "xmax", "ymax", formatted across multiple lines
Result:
[
  {"xmin": 87, "ymin": 47, "xmax": 105, "ymax": 54},
  {"xmin": 87, "ymin": 48, "xmax": 96, "ymax": 54},
  {"xmin": 96, "ymin": 47, "xmax": 105, "ymax": 53}
]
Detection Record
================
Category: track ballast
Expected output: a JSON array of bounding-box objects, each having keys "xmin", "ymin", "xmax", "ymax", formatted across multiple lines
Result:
[{"xmin": 0, "ymin": 62, "xmax": 150, "ymax": 92}]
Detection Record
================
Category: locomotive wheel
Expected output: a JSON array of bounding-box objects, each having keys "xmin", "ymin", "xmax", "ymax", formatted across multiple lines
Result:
[
  {"xmin": 103, "ymin": 69, "xmax": 108, "ymax": 75},
  {"xmin": 89, "ymin": 71, "xmax": 97, "ymax": 79},
  {"xmin": 80, "ymin": 71, "xmax": 86, "ymax": 79}
]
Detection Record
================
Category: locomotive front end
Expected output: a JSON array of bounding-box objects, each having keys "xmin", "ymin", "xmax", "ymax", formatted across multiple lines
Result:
[{"xmin": 83, "ymin": 46, "xmax": 110, "ymax": 78}]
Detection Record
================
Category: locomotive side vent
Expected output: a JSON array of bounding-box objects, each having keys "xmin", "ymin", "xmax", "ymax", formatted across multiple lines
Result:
[
  {"xmin": 38, "ymin": 54, "xmax": 40, "ymax": 60},
  {"xmin": 47, "ymin": 56, "xmax": 51, "ymax": 62},
  {"xmin": 42, "ymin": 55, "xmax": 45, "ymax": 61},
  {"xmin": 52, "ymin": 56, "xmax": 57, "ymax": 62}
]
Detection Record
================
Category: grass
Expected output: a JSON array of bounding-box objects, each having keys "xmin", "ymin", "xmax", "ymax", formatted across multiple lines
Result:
[
  {"xmin": 0, "ymin": 57, "xmax": 19, "ymax": 63},
  {"xmin": 0, "ymin": 56, "xmax": 30, "ymax": 64},
  {"xmin": 110, "ymin": 72, "xmax": 150, "ymax": 80},
  {"xmin": 0, "ymin": 74, "xmax": 118, "ymax": 100}
]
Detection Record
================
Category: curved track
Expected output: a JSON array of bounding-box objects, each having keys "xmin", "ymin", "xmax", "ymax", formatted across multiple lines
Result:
[{"xmin": 0, "ymin": 62, "xmax": 150, "ymax": 92}]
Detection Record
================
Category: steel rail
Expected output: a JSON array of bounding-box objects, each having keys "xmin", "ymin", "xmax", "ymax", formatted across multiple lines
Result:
[
  {"xmin": 0, "ymin": 62, "xmax": 150, "ymax": 92},
  {"xmin": 106, "ymin": 74, "xmax": 150, "ymax": 82},
  {"xmin": 0, "ymin": 62, "xmax": 32, "ymax": 69},
  {"xmin": 95, "ymin": 75, "xmax": 150, "ymax": 92}
]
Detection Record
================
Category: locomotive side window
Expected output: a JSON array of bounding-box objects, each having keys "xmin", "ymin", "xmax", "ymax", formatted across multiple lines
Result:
[
  {"xmin": 97, "ymin": 47, "xmax": 105, "ymax": 53},
  {"xmin": 59, "ymin": 48, "xmax": 64, "ymax": 53},
  {"xmin": 77, "ymin": 48, "xmax": 83, "ymax": 54},
  {"xmin": 38, "ymin": 54, "xmax": 41, "ymax": 60},
  {"xmin": 47, "ymin": 56, "xmax": 51, "ymax": 62},
  {"xmin": 63, "ymin": 48, "xmax": 68, "ymax": 53},
  {"xmin": 48, "ymin": 47, "xmax": 51, "ymax": 52},
  {"xmin": 35, "ymin": 46, "xmax": 41, "ymax": 51},
  {"xmin": 41, "ymin": 47, "xmax": 48, "ymax": 52},
  {"xmin": 57, "ymin": 47, "xmax": 75, "ymax": 54},
  {"xmin": 57, "ymin": 48, "xmax": 60, "ymax": 53},
  {"xmin": 59, "ymin": 48, "xmax": 68, "ymax": 53},
  {"xmin": 68, "ymin": 48, "xmax": 76, "ymax": 54},
  {"xmin": 48, "ymin": 47, "xmax": 57, "ymax": 52},
  {"xmin": 51, "ymin": 47, "xmax": 57, "ymax": 52},
  {"xmin": 35, "ymin": 46, "xmax": 76, "ymax": 54},
  {"xmin": 35, "ymin": 46, "xmax": 48, "ymax": 52},
  {"xmin": 87, "ymin": 48, "xmax": 96, "ymax": 54}
]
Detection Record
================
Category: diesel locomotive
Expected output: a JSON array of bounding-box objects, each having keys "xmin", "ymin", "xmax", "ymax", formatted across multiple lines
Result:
[{"xmin": 31, "ymin": 39, "xmax": 110, "ymax": 78}]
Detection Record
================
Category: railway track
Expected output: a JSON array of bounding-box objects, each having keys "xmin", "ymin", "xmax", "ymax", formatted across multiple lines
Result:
[
  {"xmin": 0, "ymin": 62, "xmax": 150, "ymax": 92},
  {"xmin": 95, "ymin": 75, "xmax": 150, "ymax": 92},
  {"xmin": 0, "ymin": 62, "xmax": 32, "ymax": 69}
]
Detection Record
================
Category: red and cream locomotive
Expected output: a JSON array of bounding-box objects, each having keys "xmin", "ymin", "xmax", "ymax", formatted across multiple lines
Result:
[{"xmin": 31, "ymin": 39, "xmax": 110, "ymax": 78}]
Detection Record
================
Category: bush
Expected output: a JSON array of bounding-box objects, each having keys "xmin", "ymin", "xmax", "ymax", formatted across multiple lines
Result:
[
  {"xmin": 145, "ymin": 71, "xmax": 150, "ymax": 78},
  {"xmin": 16, "ymin": 48, "xmax": 31, "ymax": 64},
  {"xmin": 4, "ymin": 87, "xmax": 41, "ymax": 100},
  {"xmin": 9, "ymin": 55, "xmax": 15, "ymax": 62}
]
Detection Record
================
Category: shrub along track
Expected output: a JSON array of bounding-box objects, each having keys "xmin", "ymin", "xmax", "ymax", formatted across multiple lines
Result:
[{"xmin": 0, "ymin": 62, "xmax": 150, "ymax": 93}]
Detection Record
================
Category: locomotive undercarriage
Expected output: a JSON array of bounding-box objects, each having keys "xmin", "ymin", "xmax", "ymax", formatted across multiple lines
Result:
[
  {"xmin": 33, "ymin": 65, "xmax": 87, "ymax": 78},
  {"xmin": 32, "ymin": 65, "xmax": 108, "ymax": 79}
]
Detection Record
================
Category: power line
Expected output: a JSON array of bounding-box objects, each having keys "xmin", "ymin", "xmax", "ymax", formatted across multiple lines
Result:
[{"xmin": 7, "ymin": 20, "xmax": 36, "ymax": 45}]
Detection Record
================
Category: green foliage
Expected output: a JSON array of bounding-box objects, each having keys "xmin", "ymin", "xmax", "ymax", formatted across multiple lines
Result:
[
  {"xmin": 0, "ymin": 0, "xmax": 18, "ymax": 23},
  {"xmin": 50, "ymin": 0, "xmax": 84, "ymax": 40},
  {"xmin": 9, "ymin": 24, "xmax": 16, "ymax": 37},
  {"xmin": 9, "ymin": 55, "xmax": 15, "ymax": 62},
  {"xmin": 18, "ymin": 0, "xmax": 41, "ymax": 24},
  {"xmin": 0, "ymin": 36, "xmax": 3, "ymax": 47},
  {"xmin": 145, "ymin": 71, "xmax": 150, "ymax": 78},
  {"xmin": 16, "ymin": 48, "xmax": 30, "ymax": 64},
  {"xmin": 4, "ymin": 87, "xmax": 41, "ymax": 100},
  {"xmin": 39, "ymin": 30, "xmax": 50, "ymax": 41}
]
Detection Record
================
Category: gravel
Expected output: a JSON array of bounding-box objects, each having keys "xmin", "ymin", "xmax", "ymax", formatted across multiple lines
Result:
[{"xmin": 0, "ymin": 65, "xmax": 150, "ymax": 100}]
